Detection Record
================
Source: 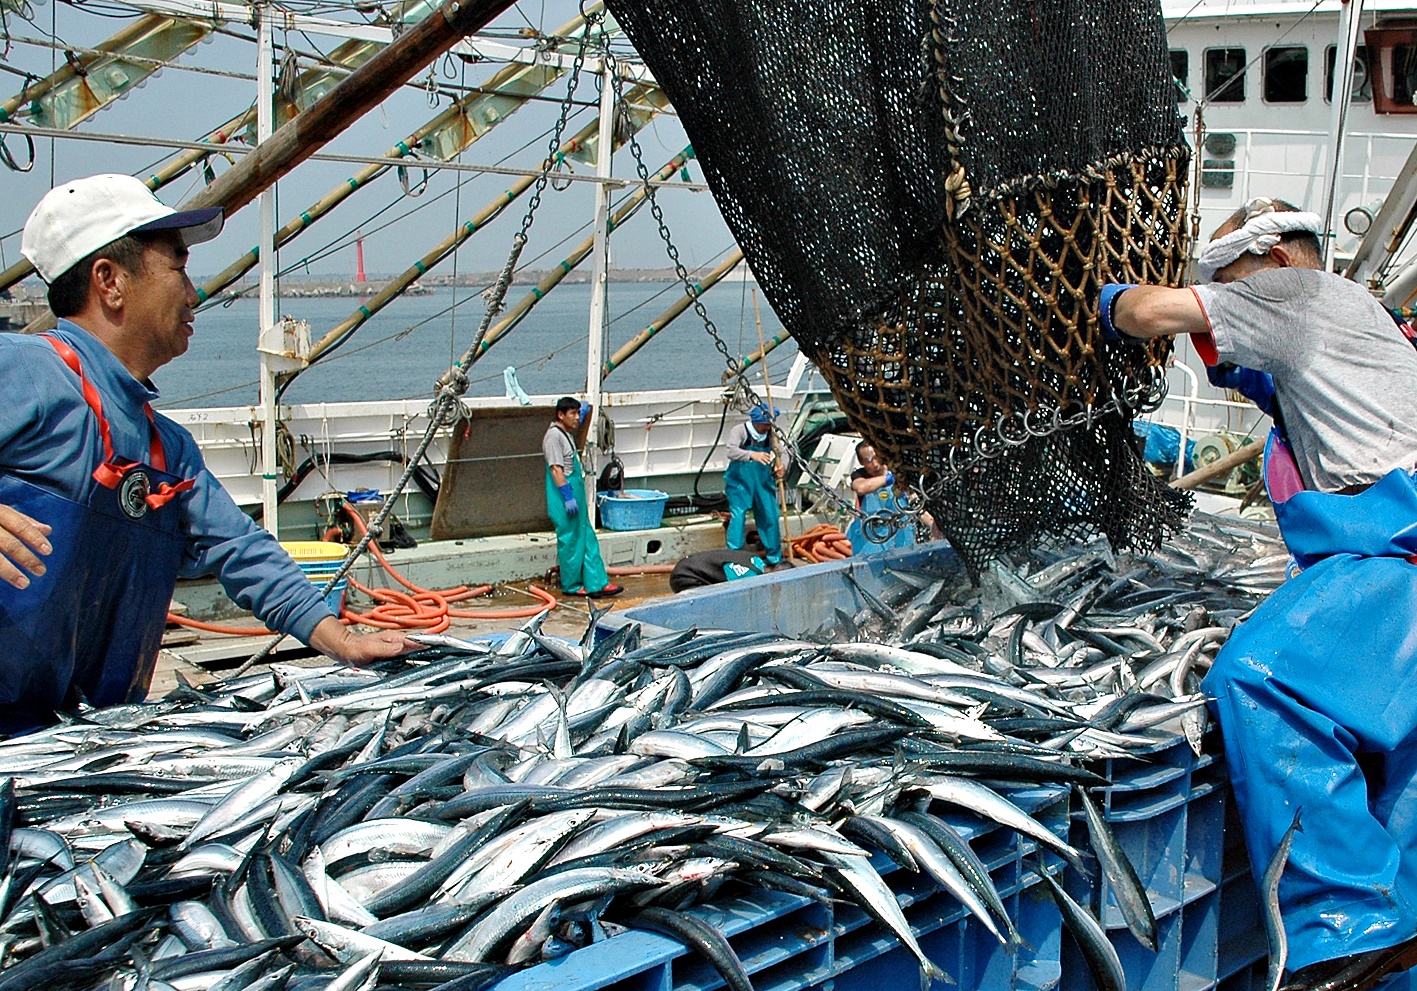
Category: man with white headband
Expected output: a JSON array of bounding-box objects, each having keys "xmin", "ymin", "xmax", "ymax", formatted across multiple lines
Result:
[
  {"xmin": 1103, "ymin": 198, "xmax": 1417, "ymax": 991},
  {"xmin": 0, "ymin": 175, "xmax": 413, "ymax": 734}
]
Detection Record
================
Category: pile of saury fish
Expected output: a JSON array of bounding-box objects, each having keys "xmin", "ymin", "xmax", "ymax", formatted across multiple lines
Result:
[{"xmin": 0, "ymin": 514, "xmax": 1287, "ymax": 991}]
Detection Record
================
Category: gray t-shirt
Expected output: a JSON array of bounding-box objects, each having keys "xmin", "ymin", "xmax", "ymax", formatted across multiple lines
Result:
[
  {"xmin": 1193, "ymin": 268, "xmax": 1417, "ymax": 492},
  {"xmin": 542, "ymin": 424, "xmax": 577, "ymax": 474}
]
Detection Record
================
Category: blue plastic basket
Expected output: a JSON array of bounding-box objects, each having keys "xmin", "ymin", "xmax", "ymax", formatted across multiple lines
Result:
[
  {"xmin": 321, "ymin": 578, "xmax": 347, "ymax": 615},
  {"xmin": 598, "ymin": 488, "xmax": 669, "ymax": 531}
]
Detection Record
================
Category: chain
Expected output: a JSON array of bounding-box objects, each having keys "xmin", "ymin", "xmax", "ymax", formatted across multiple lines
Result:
[
  {"xmin": 444, "ymin": 5, "xmax": 603, "ymax": 397},
  {"xmin": 617, "ymin": 73, "xmax": 881, "ymax": 534},
  {"xmin": 915, "ymin": 365, "xmax": 1169, "ymax": 507},
  {"xmin": 239, "ymin": 8, "xmax": 606, "ymax": 672}
]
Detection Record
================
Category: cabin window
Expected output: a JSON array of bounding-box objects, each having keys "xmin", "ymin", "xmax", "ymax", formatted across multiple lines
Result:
[
  {"xmin": 1264, "ymin": 46, "xmax": 1308, "ymax": 102},
  {"xmin": 1170, "ymin": 49, "xmax": 1191, "ymax": 102},
  {"xmin": 1205, "ymin": 48, "xmax": 1247, "ymax": 103},
  {"xmin": 1325, "ymin": 44, "xmax": 1372, "ymax": 102}
]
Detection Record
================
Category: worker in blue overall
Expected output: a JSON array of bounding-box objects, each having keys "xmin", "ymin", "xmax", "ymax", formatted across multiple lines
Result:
[
  {"xmin": 1101, "ymin": 197, "xmax": 1417, "ymax": 991},
  {"xmin": 723, "ymin": 403, "xmax": 786, "ymax": 565},
  {"xmin": 845, "ymin": 442, "xmax": 917, "ymax": 555},
  {"xmin": 0, "ymin": 175, "xmax": 412, "ymax": 734},
  {"xmin": 544, "ymin": 397, "xmax": 622, "ymax": 598}
]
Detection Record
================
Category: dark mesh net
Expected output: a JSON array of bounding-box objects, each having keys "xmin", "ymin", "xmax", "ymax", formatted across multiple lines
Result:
[{"xmin": 605, "ymin": 0, "xmax": 1193, "ymax": 575}]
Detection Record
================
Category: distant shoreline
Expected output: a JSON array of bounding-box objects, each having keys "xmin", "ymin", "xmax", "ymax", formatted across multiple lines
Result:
[{"xmin": 8, "ymin": 268, "xmax": 757, "ymax": 302}]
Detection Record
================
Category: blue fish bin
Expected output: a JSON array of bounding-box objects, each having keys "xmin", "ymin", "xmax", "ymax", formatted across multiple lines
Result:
[
  {"xmin": 619, "ymin": 541, "xmax": 964, "ymax": 637},
  {"xmin": 598, "ymin": 488, "xmax": 670, "ymax": 531}
]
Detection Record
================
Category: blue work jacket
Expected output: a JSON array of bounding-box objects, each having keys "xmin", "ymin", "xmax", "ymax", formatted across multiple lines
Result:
[{"xmin": 0, "ymin": 320, "xmax": 332, "ymax": 643}]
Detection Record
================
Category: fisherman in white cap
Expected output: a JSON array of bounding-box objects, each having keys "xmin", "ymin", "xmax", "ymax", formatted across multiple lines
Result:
[
  {"xmin": 0, "ymin": 175, "xmax": 412, "ymax": 733},
  {"xmin": 1103, "ymin": 198, "xmax": 1417, "ymax": 991}
]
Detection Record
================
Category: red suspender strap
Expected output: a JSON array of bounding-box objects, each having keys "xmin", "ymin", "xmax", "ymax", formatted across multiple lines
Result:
[
  {"xmin": 41, "ymin": 334, "xmax": 170, "ymax": 485},
  {"xmin": 142, "ymin": 404, "xmax": 166, "ymax": 472}
]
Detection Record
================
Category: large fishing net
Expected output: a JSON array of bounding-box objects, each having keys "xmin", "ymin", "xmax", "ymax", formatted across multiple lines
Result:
[{"xmin": 605, "ymin": 0, "xmax": 1193, "ymax": 575}]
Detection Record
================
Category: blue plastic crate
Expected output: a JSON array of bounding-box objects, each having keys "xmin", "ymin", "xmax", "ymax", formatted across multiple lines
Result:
[
  {"xmin": 604, "ymin": 551, "xmax": 1267, "ymax": 991},
  {"xmin": 599, "ymin": 489, "xmax": 670, "ymax": 531},
  {"xmin": 1055, "ymin": 732, "xmax": 1242, "ymax": 991},
  {"xmin": 493, "ymin": 788, "xmax": 1070, "ymax": 991}
]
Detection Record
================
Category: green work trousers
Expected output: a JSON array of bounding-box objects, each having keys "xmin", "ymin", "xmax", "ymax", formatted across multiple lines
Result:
[{"xmin": 546, "ymin": 457, "xmax": 610, "ymax": 595}]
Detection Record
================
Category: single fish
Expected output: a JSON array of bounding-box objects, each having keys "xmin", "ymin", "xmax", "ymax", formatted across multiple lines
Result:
[{"xmin": 1264, "ymin": 811, "xmax": 1303, "ymax": 991}]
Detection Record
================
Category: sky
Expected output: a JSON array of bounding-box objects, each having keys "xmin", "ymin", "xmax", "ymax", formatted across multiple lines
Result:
[{"xmin": 0, "ymin": 0, "xmax": 742, "ymax": 285}]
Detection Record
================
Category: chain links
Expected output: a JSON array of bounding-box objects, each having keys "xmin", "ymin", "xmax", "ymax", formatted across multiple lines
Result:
[
  {"xmin": 239, "ymin": 9, "xmax": 606, "ymax": 671},
  {"xmin": 621, "ymin": 112, "xmax": 878, "ymax": 532},
  {"xmin": 441, "ymin": 4, "xmax": 603, "ymax": 410}
]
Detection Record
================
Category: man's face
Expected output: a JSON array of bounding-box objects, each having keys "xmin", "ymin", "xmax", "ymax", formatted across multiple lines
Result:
[
  {"xmin": 123, "ymin": 234, "xmax": 199, "ymax": 369},
  {"xmin": 557, "ymin": 407, "xmax": 581, "ymax": 431},
  {"xmin": 858, "ymin": 446, "xmax": 886, "ymax": 477}
]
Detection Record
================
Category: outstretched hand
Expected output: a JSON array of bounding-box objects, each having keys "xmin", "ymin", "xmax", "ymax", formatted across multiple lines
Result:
[
  {"xmin": 309, "ymin": 617, "xmax": 417, "ymax": 667},
  {"xmin": 0, "ymin": 505, "xmax": 52, "ymax": 590}
]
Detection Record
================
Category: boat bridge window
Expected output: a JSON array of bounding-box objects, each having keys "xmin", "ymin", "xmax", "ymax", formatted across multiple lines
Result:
[
  {"xmin": 1325, "ymin": 44, "xmax": 1372, "ymax": 102},
  {"xmin": 1263, "ymin": 46, "xmax": 1308, "ymax": 103},
  {"xmin": 1364, "ymin": 28, "xmax": 1417, "ymax": 113},
  {"xmin": 1205, "ymin": 48, "xmax": 1247, "ymax": 103},
  {"xmin": 1170, "ymin": 49, "xmax": 1191, "ymax": 102}
]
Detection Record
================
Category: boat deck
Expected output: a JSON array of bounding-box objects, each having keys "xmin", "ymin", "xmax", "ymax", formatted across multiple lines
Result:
[{"xmin": 153, "ymin": 570, "xmax": 677, "ymax": 695}]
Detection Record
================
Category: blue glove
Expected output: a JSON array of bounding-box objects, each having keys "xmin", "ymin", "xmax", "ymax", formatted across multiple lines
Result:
[
  {"xmin": 883, "ymin": 471, "xmax": 895, "ymax": 486},
  {"xmin": 557, "ymin": 482, "xmax": 579, "ymax": 517},
  {"xmin": 1099, "ymin": 283, "xmax": 1139, "ymax": 343}
]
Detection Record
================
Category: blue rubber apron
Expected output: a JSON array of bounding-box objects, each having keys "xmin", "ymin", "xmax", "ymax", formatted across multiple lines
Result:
[
  {"xmin": 846, "ymin": 482, "xmax": 915, "ymax": 555},
  {"xmin": 0, "ymin": 336, "xmax": 192, "ymax": 734},
  {"xmin": 1205, "ymin": 431, "xmax": 1417, "ymax": 975}
]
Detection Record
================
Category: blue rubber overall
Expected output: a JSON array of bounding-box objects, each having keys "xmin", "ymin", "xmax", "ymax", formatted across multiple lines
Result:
[
  {"xmin": 845, "ymin": 483, "xmax": 915, "ymax": 556},
  {"xmin": 0, "ymin": 336, "xmax": 192, "ymax": 734},
  {"xmin": 723, "ymin": 431, "xmax": 781, "ymax": 565},
  {"xmin": 545, "ymin": 450, "xmax": 609, "ymax": 595},
  {"xmin": 1204, "ymin": 467, "xmax": 1417, "ymax": 972}
]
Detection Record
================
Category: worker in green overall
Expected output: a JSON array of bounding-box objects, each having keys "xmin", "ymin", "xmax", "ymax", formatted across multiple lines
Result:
[
  {"xmin": 543, "ymin": 398, "xmax": 622, "ymax": 598},
  {"xmin": 723, "ymin": 403, "xmax": 787, "ymax": 565}
]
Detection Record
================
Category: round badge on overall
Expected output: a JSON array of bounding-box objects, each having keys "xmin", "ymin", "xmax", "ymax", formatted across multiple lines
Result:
[{"xmin": 119, "ymin": 470, "xmax": 151, "ymax": 519}]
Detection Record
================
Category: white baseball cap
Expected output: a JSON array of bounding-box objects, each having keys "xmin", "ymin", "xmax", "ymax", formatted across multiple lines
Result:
[{"xmin": 20, "ymin": 174, "xmax": 224, "ymax": 283}]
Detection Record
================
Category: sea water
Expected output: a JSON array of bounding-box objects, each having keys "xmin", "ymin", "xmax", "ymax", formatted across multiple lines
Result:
[{"xmin": 154, "ymin": 283, "xmax": 797, "ymax": 409}]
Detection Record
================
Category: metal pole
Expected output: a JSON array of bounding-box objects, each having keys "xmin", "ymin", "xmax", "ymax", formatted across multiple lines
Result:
[
  {"xmin": 256, "ymin": 5, "xmax": 281, "ymax": 536},
  {"xmin": 583, "ymin": 58, "xmax": 615, "ymax": 526},
  {"xmin": 1321, "ymin": 0, "xmax": 1365, "ymax": 270}
]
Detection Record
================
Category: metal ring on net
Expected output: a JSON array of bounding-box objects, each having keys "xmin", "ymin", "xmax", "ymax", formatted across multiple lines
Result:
[
  {"xmin": 898, "ymin": 483, "xmax": 928, "ymax": 512},
  {"xmin": 974, "ymin": 422, "xmax": 1004, "ymax": 460},
  {"xmin": 862, "ymin": 512, "xmax": 898, "ymax": 545},
  {"xmin": 1134, "ymin": 367, "xmax": 1169, "ymax": 414},
  {"xmin": 998, "ymin": 410, "xmax": 1031, "ymax": 447},
  {"xmin": 1023, "ymin": 407, "xmax": 1053, "ymax": 439}
]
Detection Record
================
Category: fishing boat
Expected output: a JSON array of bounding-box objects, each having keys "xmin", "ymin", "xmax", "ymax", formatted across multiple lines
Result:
[{"xmin": 0, "ymin": 0, "xmax": 1414, "ymax": 612}]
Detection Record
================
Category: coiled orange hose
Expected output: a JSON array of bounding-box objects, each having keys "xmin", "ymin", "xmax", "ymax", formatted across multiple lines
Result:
[
  {"xmin": 788, "ymin": 524, "xmax": 854, "ymax": 563},
  {"xmin": 165, "ymin": 503, "xmax": 563, "ymax": 636}
]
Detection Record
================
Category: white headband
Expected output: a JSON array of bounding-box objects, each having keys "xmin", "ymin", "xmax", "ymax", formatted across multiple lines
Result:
[{"xmin": 1195, "ymin": 204, "xmax": 1324, "ymax": 283}]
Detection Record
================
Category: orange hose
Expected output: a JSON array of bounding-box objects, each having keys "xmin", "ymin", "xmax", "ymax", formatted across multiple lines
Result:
[
  {"xmin": 787, "ymin": 524, "xmax": 853, "ymax": 564},
  {"xmin": 164, "ymin": 507, "xmax": 562, "ymax": 637},
  {"xmin": 166, "ymin": 614, "xmax": 273, "ymax": 636},
  {"xmin": 342, "ymin": 504, "xmax": 559, "ymax": 625}
]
